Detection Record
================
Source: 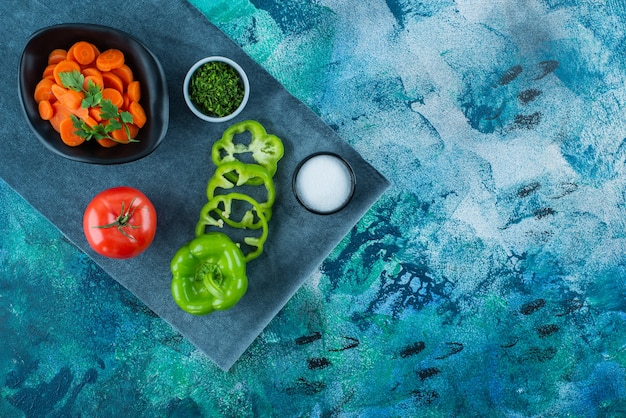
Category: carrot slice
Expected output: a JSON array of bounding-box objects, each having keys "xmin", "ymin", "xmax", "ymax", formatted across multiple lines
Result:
[
  {"xmin": 72, "ymin": 41, "xmax": 97, "ymax": 65},
  {"xmin": 112, "ymin": 64, "xmax": 134, "ymax": 87},
  {"xmin": 81, "ymin": 67, "xmax": 104, "ymax": 89},
  {"xmin": 122, "ymin": 93, "xmax": 130, "ymax": 110},
  {"xmin": 50, "ymin": 86, "xmax": 88, "ymax": 119},
  {"xmin": 90, "ymin": 43, "xmax": 101, "ymax": 57},
  {"xmin": 82, "ymin": 67, "xmax": 102, "ymax": 78},
  {"xmin": 49, "ymin": 102, "xmax": 72, "ymax": 132},
  {"xmin": 70, "ymin": 103, "xmax": 90, "ymax": 121},
  {"xmin": 126, "ymin": 80, "xmax": 141, "ymax": 103},
  {"xmin": 66, "ymin": 43, "xmax": 77, "ymax": 62},
  {"xmin": 34, "ymin": 78, "xmax": 55, "ymax": 102},
  {"xmin": 82, "ymin": 115, "xmax": 99, "ymax": 128},
  {"xmin": 96, "ymin": 49, "xmax": 125, "ymax": 72},
  {"xmin": 83, "ymin": 74, "xmax": 104, "ymax": 90},
  {"xmin": 89, "ymin": 106, "xmax": 103, "ymax": 122},
  {"xmin": 51, "ymin": 83, "xmax": 68, "ymax": 101},
  {"xmin": 38, "ymin": 100, "xmax": 54, "ymax": 120},
  {"xmin": 48, "ymin": 49, "xmax": 67, "ymax": 65},
  {"xmin": 96, "ymin": 138, "xmax": 119, "ymax": 148},
  {"xmin": 59, "ymin": 89, "xmax": 85, "ymax": 111},
  {"xmin": 53, "ymin": 60, "xmax": 81, "ymax": 86},
  {"xmin": 128, "ymin": 101, "xmax": 146, "ymax": 128},
  {"xmin": 110, "ymin": 123, "xmax": 139, "ymax": 143},
  {"xmin": 42, "ymin": 64, "xmax": 56, "ymax": 79},
  {"xmin": 102, "ymin": 71, "xmax": 124, "ymax": 93},
  {"xmin": 102, "ymin": 88, "xmax": 124, "ymax": 108},
  {"xmin": 128, "ymin": 123, "xmax": 139, "ymax": 138},
  {"xmin": 59, "ymin": 117, "xmax": 85, "ymax": 146}
]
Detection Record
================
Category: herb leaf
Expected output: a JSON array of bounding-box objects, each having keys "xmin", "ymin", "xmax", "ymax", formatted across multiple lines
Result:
[
  {"xmin": 99, "ymin": 100, "xmax": 120, "ymax": 121},
  {"xmin": 82, "ymin": 81, "xmax": 102, "ymax": 108},
  {"xmin": 59, "ymin": 70, "xmax": 84, "ymax": 92}
]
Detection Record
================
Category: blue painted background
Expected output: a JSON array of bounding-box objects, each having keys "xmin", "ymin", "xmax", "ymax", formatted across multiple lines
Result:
[{"xmin": 2, "ymin": 0, "xmax": 626, "ymax": 416}]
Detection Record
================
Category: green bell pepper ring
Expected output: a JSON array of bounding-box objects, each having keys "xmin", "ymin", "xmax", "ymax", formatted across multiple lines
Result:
[
  {"xmin": 212, "ymin": 119, "xmax": 284, "ymax": 184},
  {"xmin": 171, "ymin": 232, "xmax": 248, "ymax": 315},
  {"xmin": 196, "ymin": 193, "xmax": 269, "ymax": 262},
  {"xmin": 206, "ymin": 160, "xmax": 275, "ymax": 222}
]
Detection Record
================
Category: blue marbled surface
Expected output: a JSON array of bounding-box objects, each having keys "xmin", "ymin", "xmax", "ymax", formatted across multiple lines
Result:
[{"xmin": 2, "ymin": 0, "xmax": 626, "ymax": 416}]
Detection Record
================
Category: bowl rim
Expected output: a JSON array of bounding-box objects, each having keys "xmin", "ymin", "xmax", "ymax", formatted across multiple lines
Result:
[
  {"xmin": 183, "ymin": 56, "xmax": 250, "ymax": 123},
  {"xmin": 18, "ymin": 23, "xmax": 169, "ymax": 165}
]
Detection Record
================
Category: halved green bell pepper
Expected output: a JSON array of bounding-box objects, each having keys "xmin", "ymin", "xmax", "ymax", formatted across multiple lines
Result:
[
  {"xmin": 212, "ymin": 119, "xmax": 284, "ymax": 182},
  {"xmin": 171, "ymin": 232, "xmax": 248, "ymax": 315}
]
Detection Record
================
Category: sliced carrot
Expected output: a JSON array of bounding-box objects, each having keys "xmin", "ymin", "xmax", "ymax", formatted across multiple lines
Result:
[
  {"xmin": 66, "ymin": 43, "xmax": 77, "ymax": 62},
  {"xmin": 51, "ymin": 83, "xmax": 68, "ymax": 101},
  {"xmin": 48, "ymin": 49, "xmax": 67, "ymax": 65},
  {"xmin": 81, "ymin": 67, "xmax": 104, "ymax": 89},
  {"xmin": 126, "ymin": 80, "xmax": 141, "ymax": 103},
  {"xmin": 49, "ymin": 83, "xmax": 89, "ymax": 117},
  {"xmin": 102, "ymin": 88, "xmax": 124, "ymax": 108},
  {"xmin": 70, "ymin": 103, "xmax": 90, "ymax": 121},
  {"xmin": 110, "ymin": 128, "xmax": 130, "ymax": 143},
  {"xmin": 59, "ymin": 117, "xmax": 85, "ymax": 147},
  {"xmin": 38, "ymin": 100, "xmax": 54, "ymax": 120},
  {"xmin": 72, "ymin": 41, "xmax": 97, "ymax": 65},
  {"xmin": 83, "ymin": 74, "xmax": 104, "ymax": 90},
  {"xmin": 110, "ymin": 123, "xmax": 139, "ymax": 143},
  {"xmin": 96, "ymin": 138, "xmax": 119, "ymax": 148},
  {"xmin": 38, "ymin": 42, "xmax": 145, "ymax": 148},
  {"xmin": 102, "ymin": 71, "xmax": 124, "ymax": 93},
  {"xmin": 128, "ymin": 101, "xmax": 147, "ymax": 128},
  {"xmin": 112, "ymin": 64, "xmax": 134, "ymax": 87},
  {"xmin": 82, "ymin": 115, "xmax": 99, "ymax": 128},
  {"xmin": 34, "ymin": 78, "xmax": 55, "ymax": 102},
  {"xmin": 59, "ymin": 89, "xmax": 85, "ymax": 111},
  {"xmin": 49, "ymin": 102, "xmax": 72, "ymax": 132},
  {"xmin": 96, "ymin": 49, "xmax": 125, "ymax": 72},
  {"xmin": 89, "ymin": 106, "xmax": 103, "ymax": 122},
  {"xmin": 82, "ymin": 67, "xmax": 102, "ymax": 78},
  {"xmin": 128, "ymin": 123, "xmax": 139, "ymax": 138},
  {"xmin": 42, "ymin": 64, "xmax": 56, "ymax": 79},
  {"xmin": 53, "ymin": 60, "xmax": 81, "ymax": 86},
  {"xmin": 90, "ymin": 42, "xmax": 101, "ymax": 57}
]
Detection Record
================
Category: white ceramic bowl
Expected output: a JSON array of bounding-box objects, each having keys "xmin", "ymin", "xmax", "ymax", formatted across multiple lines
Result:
[
  {"xmin": 293, "ymin": 152, "xmax": 356, "ymax": 215},
  {"xmin": 183, "ymin": 56, "xmax": 250, "ymax": 123}
]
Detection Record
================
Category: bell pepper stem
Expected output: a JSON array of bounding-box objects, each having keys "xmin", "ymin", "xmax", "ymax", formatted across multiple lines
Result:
[{"xmin": 196, "ymin": 261, "xmax": 225, "ymax": 299}]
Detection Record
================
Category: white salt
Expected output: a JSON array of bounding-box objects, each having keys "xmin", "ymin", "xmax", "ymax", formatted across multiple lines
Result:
[{"xmin": 294, "ymin": 154, "xmax": 354, "ymax": 214}]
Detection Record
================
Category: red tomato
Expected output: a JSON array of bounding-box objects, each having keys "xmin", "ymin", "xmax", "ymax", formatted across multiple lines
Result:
[{"xmin": 83, "ymin": 186, "xmax": 157, "ymax": 259}]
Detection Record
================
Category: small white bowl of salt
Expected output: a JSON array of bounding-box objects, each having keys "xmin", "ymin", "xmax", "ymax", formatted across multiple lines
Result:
[{"xmin": 293, "ymin": 152, "xmax": 355, "ymax": 215}]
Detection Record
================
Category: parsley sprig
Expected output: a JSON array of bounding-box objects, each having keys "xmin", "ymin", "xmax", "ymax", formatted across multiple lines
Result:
[{"xmin": 58, "ymin": 70, "xmax": 136, "ymax": 143}]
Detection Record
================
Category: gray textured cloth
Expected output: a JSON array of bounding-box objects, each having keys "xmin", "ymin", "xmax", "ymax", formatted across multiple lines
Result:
[{"xmin": 1, "ymin": 0, "xmax": 389, "ymax": 369}]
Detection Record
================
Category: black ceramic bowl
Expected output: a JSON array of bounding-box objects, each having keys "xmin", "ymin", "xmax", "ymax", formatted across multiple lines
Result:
[{"xmin": 19, "ymin": 24, "xmax": 169, "ymax": 164}]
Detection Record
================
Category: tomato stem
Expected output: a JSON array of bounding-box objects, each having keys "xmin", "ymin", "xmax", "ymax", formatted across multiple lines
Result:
[{"xmin": 93, "ymin": 197, "xmax": 140, "ymax": 240}]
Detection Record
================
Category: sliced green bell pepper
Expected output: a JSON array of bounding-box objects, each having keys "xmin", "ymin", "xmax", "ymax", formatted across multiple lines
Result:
[
  {"xmin": 196, "ymin": 192, "xmax": 269, "ymax": 262},
  {"xmin": 212, "ymin": 119, "xmax": 284, "ymax": 183},
  {"xmin": 206, "ymin": 160, "xmax": 275, "ymax": 222},
  {"xmin": 171, "ymin": 232, "xmax": 248, "ymax": 315}
]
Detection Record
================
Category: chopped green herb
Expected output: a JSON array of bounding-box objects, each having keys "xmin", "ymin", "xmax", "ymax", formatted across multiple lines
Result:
[{"xmin": 189, "ymin": 62, "xmax": 245, "ymax": 118}]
